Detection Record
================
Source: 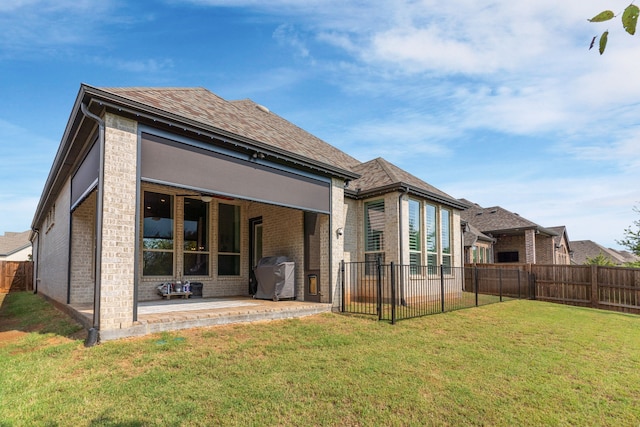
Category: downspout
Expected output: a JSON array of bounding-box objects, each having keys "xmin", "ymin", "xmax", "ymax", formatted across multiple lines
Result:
[
  {"xmin": 398, "ymin": 187, "xmax": 409, "ymax": 306},
  {"xmin": 80, "ymin": 102, "xmax": 105, "ymax": 347}
]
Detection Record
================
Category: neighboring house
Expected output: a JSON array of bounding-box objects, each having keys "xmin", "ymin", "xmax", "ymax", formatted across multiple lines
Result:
[
  {"xmin": 461, "ymin": 221, "xmax": 495, "ymax": 264},
  {"xmin": 571, "ymin": 240, "xmax": 639, "ymax": 265},
  {"xmin": 547, "ymin": 226, "xmax": 572, "ymax": 265},
  {"xmin": 0, "ymin": 231, "xmax": 32, "ymax": 261},
  {"xmin": 30, "ymin": 84, "xmax": 466, "ymax": 340},
  {"xmin": 460, "ymin": 200, "xmax": 568, "ymax": 265}
]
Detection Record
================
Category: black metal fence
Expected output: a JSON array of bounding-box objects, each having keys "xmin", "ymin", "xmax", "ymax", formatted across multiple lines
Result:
[{"xmin": 340, "ymin": 260, "xmax": 535, "ymax": 323}]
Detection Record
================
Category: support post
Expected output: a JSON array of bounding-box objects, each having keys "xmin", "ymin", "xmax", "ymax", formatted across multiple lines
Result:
[
  {"xmin": 590, "ymin": 264, "xmax": 599, "ymax": 309},
  {"xmin": 340, "ymin": 260, "xmax": 345, "ymax": 313},
  {"xmin": 376, "ymin": 255, "xmax": 383, "ymax": 321},
  {"xmin": 390, "ymin": 262, "xmax": 396, "ymax": 324},
  {"xmin": 440, "ymin": 264, "xmax": 445, "ymax": 313}
]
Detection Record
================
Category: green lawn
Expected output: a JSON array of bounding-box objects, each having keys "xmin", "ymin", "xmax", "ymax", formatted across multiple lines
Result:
[{"xmin": 1, "ymin": 292, "xmax": 640, "ymax": 426}]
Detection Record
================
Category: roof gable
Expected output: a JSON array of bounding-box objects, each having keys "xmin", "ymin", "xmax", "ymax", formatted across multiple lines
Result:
[
  {"xmin": 348, "ymin": 157, "xmax": 465, "ymax": 208},
  {"xmin": 460, "ymin": 201, "xmax": 557, "ymax": 236}
]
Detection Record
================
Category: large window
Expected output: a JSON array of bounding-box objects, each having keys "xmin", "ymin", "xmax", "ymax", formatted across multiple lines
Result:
[
  {"xmin": 425, "ymin": 203, "xmax": 438, "ymax": 273},
  {"xmin": 365, "ymin": 199, "xmax": 385, "ymax": 273},
  {"xmin": 441, "ymin": 208, "xmax": 452, "ymax": 272},
  {"xmin": 408, "ymin": 199, "xmax": 421, "ymax": 273},
  {"xmin": 143, "ymin": 192, "xmax": 174, "ymax": 276},
  {"xmin": 218, "ymin": 203, "xmax": 241, "ymax": 276},
  {"xmin": 184, "ymin": 198, "xmax": 209, "ymax": 276}
]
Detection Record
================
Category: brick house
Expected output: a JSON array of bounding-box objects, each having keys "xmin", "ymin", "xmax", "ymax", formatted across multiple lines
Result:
[
  {"xmin": 30, "ymin": 84, "xmax": 466, "ymax": 340},
  {"xmin": 460, "ymin": 200, "xmax": 570, "ymax": 265}
]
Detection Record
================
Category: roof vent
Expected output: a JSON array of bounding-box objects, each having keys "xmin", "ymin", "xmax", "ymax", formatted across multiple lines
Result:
[
  {"xmin": 490, "ymin": 209, "xmax": 497, "ymax": 214},
  {"xmin": 256, "ymin": 104, "xmax": 270, "ymax": 113}
]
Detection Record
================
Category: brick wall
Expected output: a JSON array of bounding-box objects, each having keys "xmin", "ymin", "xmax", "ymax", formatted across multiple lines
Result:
[
  {"xmin": 494, "ymin": 234, "xmax": 527, "ymax": 263},
  {"xmin": 328, "ymin": 178, "xmax": 344, "ymax": 305},
  {"xmin": 70, "ymin": 190, "xmax": 96, "ymax": 304},
  {"xmin": 535, "ymin": 234, "xmax": 555, "ymax": 265},
  {"xmin": 257, "ymin": 203, "xmax": 304, "ymax": 299},
  {"xmin": 35, "ymin": 181, "xmax": 71, "ymax": 303},
  {"xmin": 98, "ymin": 113, "xmax": 138, "ymax": 330}
]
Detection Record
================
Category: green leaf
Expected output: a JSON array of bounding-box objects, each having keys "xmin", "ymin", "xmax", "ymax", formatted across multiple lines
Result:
[
  {"xmin": 588, "ymin": 10, "xmax": 615, "ymax": 22},
  {"xmin": 599, "ymin": 30, "xmax": 609, "ymax": 55},
  {"xmin": 622, "ymin": 4, "xmax": 640, "ymax": 35}
]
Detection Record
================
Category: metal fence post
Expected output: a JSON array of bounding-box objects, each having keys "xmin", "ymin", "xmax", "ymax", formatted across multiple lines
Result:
[
  {"xmin": 499, "ymin": 268, "xmax": 503, "ymax": 302},
  {"xmin": 517, "ymin": 270, "xmax": 521, "ymax": 299},
  {"xmin": 474, "ymin": 266, "xmax": 479, "ymax": 307},
  {"xmin": 440, "ymin": 264, "xmax": 445, "ymax": 313},
  {"xmin": 391, "ymin": 262, "xmax": 396, "ymax": 324},
  {"xmin": 376, "ymin": 255, "xmax": 383, "ymax": 321},
  {"xmin": 340, "ymin": 260, "xmax": 345, "ymax": 313}
]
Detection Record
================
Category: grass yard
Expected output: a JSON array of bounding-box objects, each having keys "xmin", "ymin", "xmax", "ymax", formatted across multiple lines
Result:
[{"xmin": 1, "ymin": 292, "xmax": 640, "ymax": 426}]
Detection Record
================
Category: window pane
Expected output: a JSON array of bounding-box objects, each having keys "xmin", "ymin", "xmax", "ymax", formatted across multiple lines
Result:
[
  {"xmin": 184, "ymin": 253, "xmax": 209, "ymax": 276},
  {"xmin": 143, "ymin": 191, "xmax": 173, "ymax": 277},
  {"xmin": 441, "ymin": 208, "xmax": 451, "ymax": 255},
  {"xmin": 442, "ymin": 254, "xmax": 452, "ymax": 274},
  {"xmin": 184, "ymin": 198, "xmax": 208, "ymax": 251},
  {"xmin": 409, "ymin": 252, "xmax": 420, "ymax": 274},
  {"xmin": 408, "ymin": 199, "xmax": 420, "ymax": 251},
  {"xmin": 426, "ymin": 204, "xmax": 437, "ymax": 253},
  {"xmin": 143, "ymin": 192, "xmax": 173, "ymax": 249},
  {"xmin": 218, "ymin": 204, "xmax": 240, "ymax": 253},
  {"xmin": 218, "ymin": 254, "xmax": 240, "ymax": 276},
  {"xmin": 427, "ymin": 254, "xmax": 438, "ymax": 273},
  {"xmin": 143, "ymin": 252, "xmax": 173, "ymax": 276},
  {"xmin": 365, "ymin": 200, "xmax": 385, "ymax": 252}
]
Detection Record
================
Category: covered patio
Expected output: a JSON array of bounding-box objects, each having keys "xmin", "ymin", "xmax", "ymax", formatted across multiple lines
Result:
[{"xmin": 69, "ymin": 297, "xmax": 332, "ymax": 341}]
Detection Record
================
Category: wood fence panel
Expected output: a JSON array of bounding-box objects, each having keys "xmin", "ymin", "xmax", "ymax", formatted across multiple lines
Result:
[
  {"xmin": 596, "ymin": 266, "xmax": 640, "ymax": 313},
  {"xmin": 470, "ymin": 263, "xmax": 640, "ymax": 314},
  {"xmin": 0, "ymin": 261, "xmax": 33, "ymax": 293}
]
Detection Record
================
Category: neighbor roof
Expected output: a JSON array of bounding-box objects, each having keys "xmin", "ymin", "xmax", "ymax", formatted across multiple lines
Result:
[
  {"xmin": 460, "ymin": 200, "xmax": 558, "ymax": 237},
  {"xmin": 463, "ymin": 222, "xmax": 496, "ymax": 247},
  {"xmin": 570, "ymin": 240, "xmax": 630, "ymax": 265},
  {"xmin": 96, "ymin": 86, "xmax": 361, "ymax": 173},
  {"xmin": 347, "ymin": 157, "xmax": 467, "ymax": 209},
  {"xmin": 0, "ymin": 231, "xmax": 31, "ymax": 257}
]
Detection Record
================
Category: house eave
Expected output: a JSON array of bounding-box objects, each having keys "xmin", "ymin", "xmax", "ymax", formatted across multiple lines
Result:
[
  {"xmin": 84, "ymin": 85, "xmax": 360, "ymax": 182},
  {"xmin": 31, "ymin": 84, "xmax": 361, "ymax": 229},
  {"xmin": 485, "ymin": 226, "xmax": 559, "ymax": 237}
]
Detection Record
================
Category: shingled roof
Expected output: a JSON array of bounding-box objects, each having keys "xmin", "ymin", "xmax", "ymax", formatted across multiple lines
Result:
[
  {"xmin": 0, "ymin": 231, "xmax": 31, "ymax": 257},
  {"xmin": 459, "ymin": 200, "xmax": 557, "ymax": 236},
  {"xmin": 347, "ymin": 157, "xmax": 467, "ymax": 209},
  {"xmin": 570, "ymin": 240, "xmax": 633, "ymax": 265},
  {"xmin": 96, "ymin": 86, "xmax": 361, "ymax": 172}
]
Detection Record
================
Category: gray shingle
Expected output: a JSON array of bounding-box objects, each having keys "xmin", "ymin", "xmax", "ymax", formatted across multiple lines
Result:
[{"xmin": 97, "ymin": 87, "xmax": 360, "ymax": 172}]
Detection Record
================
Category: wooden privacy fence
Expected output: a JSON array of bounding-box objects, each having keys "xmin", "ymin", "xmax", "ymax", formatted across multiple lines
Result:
[
  {"xmin": 470, "ymin": 264, "xmax": 640, "ymax": 315},
  {"xmin": 0, "ymin": 261, "xmax": 33, "ymax": 294}
]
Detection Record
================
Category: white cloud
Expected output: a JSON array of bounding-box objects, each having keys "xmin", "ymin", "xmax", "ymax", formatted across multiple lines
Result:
[
  {"xmin": 89, "ymin": 56, "xmax": 175, "ymax": 74},
  {"xmin": 273, "ymin": 24, "xmax": 314, "ymax": 63}
]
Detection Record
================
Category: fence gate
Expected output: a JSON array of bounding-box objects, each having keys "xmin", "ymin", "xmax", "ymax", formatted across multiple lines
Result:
[{"xmin": 0, "ymin": 261, "xmax": 34, "ymax": 294}]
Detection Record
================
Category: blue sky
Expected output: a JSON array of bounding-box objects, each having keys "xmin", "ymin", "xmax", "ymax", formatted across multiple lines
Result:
[{"xmin": 1, "ymin": 0, "xmax": 638, "ymax": 250}]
